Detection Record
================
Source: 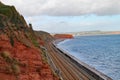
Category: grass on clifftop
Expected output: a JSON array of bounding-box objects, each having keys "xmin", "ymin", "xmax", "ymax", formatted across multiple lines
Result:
[
  {"xmin": 0, "ymin": 3, "xmax": 12, "ymax": 19},
  {"xmin": 0, "ymin": 2, "xmax": 40, "ymax": 48},
  {"xmin": 0, "ymin": 2, "xmax": 27, "ymax": 27}
]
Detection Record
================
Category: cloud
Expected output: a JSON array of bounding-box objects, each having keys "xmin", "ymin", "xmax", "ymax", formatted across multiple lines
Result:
[
  {"xmin": 23, "ymin": 14, "xmax": 120, "ymax": 33},
  {"xmin": 1, "ymin": 0, "xmax": 120, "ymax": 16}
]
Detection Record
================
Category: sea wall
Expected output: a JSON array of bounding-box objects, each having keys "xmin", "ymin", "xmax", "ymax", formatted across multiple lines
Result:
[{"xmin": 53, "ymin": 42, "xmax": 112, "ymax": 80}]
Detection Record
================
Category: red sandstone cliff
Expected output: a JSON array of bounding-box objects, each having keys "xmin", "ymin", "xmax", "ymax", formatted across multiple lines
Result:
[
  {"xmin": 54, "ymin": 34, "xmax": 73, "ymax": 39},
  {"xmin": 0, "ymin": 2, "xmax": 58, "ymax": 80}
]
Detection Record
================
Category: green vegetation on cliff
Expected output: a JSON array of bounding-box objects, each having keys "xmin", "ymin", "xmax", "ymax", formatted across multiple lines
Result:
[
  {"xmin": 0, "ymin": 2, "xmax": 39, "ymax": 48},
  {"xmin": 0, "ymin": 2, "xmax": 27, "ymax": 27}
]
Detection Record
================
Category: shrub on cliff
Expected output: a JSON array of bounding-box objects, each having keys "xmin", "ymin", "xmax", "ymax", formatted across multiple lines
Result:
[
  {"xmin": 10, "ymin": 36, "xmax": 14, "ymax": 47},
  {"xmin": 11, "ymin": 64, "xmax": 20, "ymax": 75},
  {"xmin": 0, "ymin": 51, "xmax": 21, "ymax": 77},
  {"xmin": 0, "ymin": 51, "xmax": 13, "ymax": 64}
]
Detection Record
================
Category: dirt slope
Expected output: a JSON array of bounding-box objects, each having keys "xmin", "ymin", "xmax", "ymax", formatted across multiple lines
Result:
[{"xmin": 0, "ymin": 2, "xmax": 58, "ymax": 80}]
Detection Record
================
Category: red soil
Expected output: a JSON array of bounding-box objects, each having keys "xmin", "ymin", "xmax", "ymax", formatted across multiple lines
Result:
[
  {"xmin": 0, "ymin": 34, "xmax": 58, "ymax": 80},
  {"xmin": 111, "ymin": 31, "xmax": 120, "ymax": 34},
  {"xmin": 54, "ymin": 34, "xmax": 73, "ymax": 39}
]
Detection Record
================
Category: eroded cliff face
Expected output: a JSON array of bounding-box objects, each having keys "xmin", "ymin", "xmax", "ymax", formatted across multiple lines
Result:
[
  {"xmin": 0, "ymin": 2, "xmax": 58, "ymax": 80},
  {"xmin": 54, "ymin": 34, "xmax": 73, "ymax": 39}
]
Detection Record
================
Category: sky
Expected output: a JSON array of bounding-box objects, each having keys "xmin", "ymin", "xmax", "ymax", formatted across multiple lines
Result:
[{"xmin": 1, "ymin": 0, "xmax": 120, "ymax": 33}]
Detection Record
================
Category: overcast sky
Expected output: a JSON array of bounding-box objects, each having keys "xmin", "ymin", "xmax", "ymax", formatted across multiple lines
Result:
[{"xmin": 1, "ymin": 0, "xmax": 120, "ymax": 33}]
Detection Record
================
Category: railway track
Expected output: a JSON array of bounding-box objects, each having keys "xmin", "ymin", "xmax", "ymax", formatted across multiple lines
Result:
[{"xmin": 45, "ymin": 42, "xmax": 112, "ymax": 80}]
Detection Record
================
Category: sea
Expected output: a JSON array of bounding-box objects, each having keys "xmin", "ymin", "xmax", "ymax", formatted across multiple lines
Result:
[{"xmin": 57, "ymin": 34, "xmax": 120, "ymax": 80}]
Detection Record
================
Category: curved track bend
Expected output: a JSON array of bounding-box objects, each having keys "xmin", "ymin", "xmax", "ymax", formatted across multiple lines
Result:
[{"xmin": 45, "ymin": 42, "xmax": 112, "ymax": 80}]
